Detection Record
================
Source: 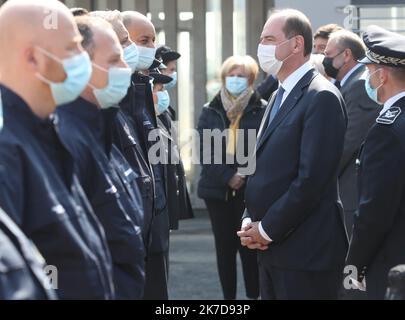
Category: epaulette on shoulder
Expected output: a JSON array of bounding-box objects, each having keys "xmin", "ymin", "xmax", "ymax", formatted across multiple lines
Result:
[{"xmin": 376, "ymin": 106, "xmax": 402, "ymax": 125}]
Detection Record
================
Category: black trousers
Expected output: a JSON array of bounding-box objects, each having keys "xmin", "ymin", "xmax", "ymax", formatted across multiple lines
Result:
[
  {"xmin": 143, "ymin": 251, "xmax": 169, "ymax": 300},
  {"xmin": 205, "ymin": 194, "xmax": 259, "ymax": 300},
  {"xmin": 258, "ymin": 255, "xmax": 342, "ymax": 300}
]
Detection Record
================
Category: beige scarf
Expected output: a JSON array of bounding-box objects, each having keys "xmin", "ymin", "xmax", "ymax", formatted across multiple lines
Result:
[{"xmin": 220, "ymin": 87, "xmax": 254, "ymax": 155}]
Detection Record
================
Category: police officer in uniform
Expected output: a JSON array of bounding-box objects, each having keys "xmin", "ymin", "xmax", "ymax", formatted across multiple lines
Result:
[
  {"xmin": 119, "ymin": 11, "xmax": 170, "ymax": 300},
  {"xmin": 0, "ymin": 0, "xmax": 114, "ymax": 299},
  {"xmin": 154, "ymin": 48, "xmax": 195, "ymax": 228},
  {"xmin": 150, "ymin": 71, "xmax": 181, "ymax": 230},
  {"xmin": 56, "ymin": 16, "xmax": 145, "ymax": 300},
  {"xmin": 346, "ymin": 25, "xmax": 405, "ymax": 299}
]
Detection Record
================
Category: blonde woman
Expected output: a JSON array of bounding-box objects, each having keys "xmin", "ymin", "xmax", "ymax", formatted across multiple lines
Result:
[{"xmin": 197, "ymin": 56, "xmax": 266, "ymax": 300}]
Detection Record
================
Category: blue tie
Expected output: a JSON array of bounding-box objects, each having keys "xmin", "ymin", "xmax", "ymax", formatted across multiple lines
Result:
[{"xmin": 267, "ymin": 85, "xmax": 285, "ymax": 128}]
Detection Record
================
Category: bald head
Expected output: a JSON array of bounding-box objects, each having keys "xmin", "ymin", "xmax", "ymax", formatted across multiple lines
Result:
[
  {"xmin": 0, "ymin": 0, "xmax": 85, "ymax": 117},
  {"xmin": 122, "ymin": 11, "xmax": 155, "ymax": 48},
  {"xmin": 0, "ymin": 0, "xmax": 79, "ymax": 62}
]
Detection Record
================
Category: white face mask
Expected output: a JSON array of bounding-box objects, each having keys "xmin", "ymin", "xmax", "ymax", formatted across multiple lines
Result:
[
  {"xmin": 136, "ymin": 46, "xmax": 157, "ymax": 71},
  {"xmin": 257, "ymin": 38, "xmax": 294, "ymax": 76}
]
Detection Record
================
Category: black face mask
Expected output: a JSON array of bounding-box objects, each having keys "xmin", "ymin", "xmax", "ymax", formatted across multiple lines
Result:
[{"xmin": 322, "ymin": 51, "xmax": 344, "ymax": 79}]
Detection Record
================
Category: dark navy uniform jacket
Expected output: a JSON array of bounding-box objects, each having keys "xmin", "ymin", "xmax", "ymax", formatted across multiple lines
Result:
[
  {"xmin": 115, "ymin": 72, "xmax": 169, "ymax": 254},
  {"xmin": 0, "ymin": 84, "xmax": 114, "ymax": 300},
  {"xmin": 57, "ymin": 98, "xmax": 145, "ymax": 299},
  {"xmin": 112, "ymin": 109, "xmax": 154, "ymax": 250},
  {"xmin": 157, "ymin": 111, "xmax": 194, "ymax": 230},
  {"xmin": 347, "ymin": 96, "xmax": 405, "ymax": 299},
  {"xmin": 0, "ymin": 208, "xmax": 56, "ymax": 300}
]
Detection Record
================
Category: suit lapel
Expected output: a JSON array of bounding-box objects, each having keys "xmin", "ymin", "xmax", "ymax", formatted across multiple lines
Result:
[
  {"xmin": 256, "ymin": 69, "xmax": 317, "ymax": 151},
  {"xmin": 341, "ymin": 64, "xmax": 365, "ymax": 91},
  {"xmin": 256, "ymin": 91, "xmax": 277, "ymax": 144}
]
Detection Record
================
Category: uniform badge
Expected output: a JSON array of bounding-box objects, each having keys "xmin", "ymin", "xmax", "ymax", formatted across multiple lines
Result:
[{"xmin": 376, "ymin": 106, "xmax": 402, "ymax": 125}]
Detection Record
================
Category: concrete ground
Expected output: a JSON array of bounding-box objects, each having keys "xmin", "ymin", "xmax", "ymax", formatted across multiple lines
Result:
[{"xmin": 168, "ymin": 210, "xmax": 247, "ymax": 300}]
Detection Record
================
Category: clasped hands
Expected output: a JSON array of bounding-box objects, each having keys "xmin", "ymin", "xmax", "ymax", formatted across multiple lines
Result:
[{"xmin": 237, "ymin": 221, "xmax": 271, "ymax": 251}]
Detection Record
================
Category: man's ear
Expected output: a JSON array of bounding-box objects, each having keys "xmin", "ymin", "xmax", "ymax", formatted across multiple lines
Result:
[
  {"xmin": 344, "ymin": 48, "xmax": 352, "ymax": 63},
  {"xmin": 294, "ymin": 35, "xmax": 305, "ymax": 55},
  {"xmin": 380, "ymin": 67, "xmax": 389, "ymax": 85},
  {"xmin": 24, "ymin": 47, "xmax": 41, "ymax": 73}
]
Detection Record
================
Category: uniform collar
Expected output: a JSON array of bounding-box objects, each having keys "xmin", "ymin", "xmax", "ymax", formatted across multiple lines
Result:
[
  {"xmin": 61, "ymin": 97, "xmax": 102, "ymax": 132},
  {"xmin": 0, "ymin": 84, "xmax": 74, "ymax": 186},
  {"xmin": 61, "ymin": 97, "xmax": 118, "ymax": 156},
  {"xmin": 380, "ymin": 91, "xmax": 405, "ymax": 115},
  {"xmin": 0, "ymin": 83, "xmax": 55, "ymax": 132}
]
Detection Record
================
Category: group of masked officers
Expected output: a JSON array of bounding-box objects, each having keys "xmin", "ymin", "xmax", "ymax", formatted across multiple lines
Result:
[{"xmin": 0, "ymin": 0, "xmax": 193, "ymax": 300}]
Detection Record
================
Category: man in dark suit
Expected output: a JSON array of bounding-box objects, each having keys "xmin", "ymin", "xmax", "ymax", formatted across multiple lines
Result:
[
  {"xmin": 346, "ymin": 26, "xmax": 405, "ymax": 300},
  {"xmin": 237, "ymin": 9, "xmax": 348, "ymax": 299},
  {"xmin": 324, "ymin": 30, "xmax": 381, "ymax": 238}
]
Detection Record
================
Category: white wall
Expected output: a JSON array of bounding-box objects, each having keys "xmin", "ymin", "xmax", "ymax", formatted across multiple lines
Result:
[{"xmin": 274, "ymin": 0, "xmax": 351, "ymax": 32}]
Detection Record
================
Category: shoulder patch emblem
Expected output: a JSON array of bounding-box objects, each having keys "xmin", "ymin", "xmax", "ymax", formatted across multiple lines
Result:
[{"xmin": 376, "ymin": 106, "xmax": 402, "ymax": 125}]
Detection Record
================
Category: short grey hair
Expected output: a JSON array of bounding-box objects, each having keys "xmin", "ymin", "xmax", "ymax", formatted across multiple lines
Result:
[
  {"xmin": 75, "ymin": 16, "xmax": 112, "ymax": 58},
  {"xmin": 89, "ymin": 10, "xmax": 123, "ymax": 31},
  {"xmin": 329, "ymin": 30, "xmax": 366, "ymax": 61}
]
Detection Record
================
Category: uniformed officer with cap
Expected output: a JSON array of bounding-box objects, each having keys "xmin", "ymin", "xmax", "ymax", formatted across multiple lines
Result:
[
  {"xmin": 346, "ymin": 25, "xmax": 405, "ymax": 299},
  {"xmin": 150, "ymin": 67, "xmax": 194, "ymax": 231},
  {"xmin": 156, "ymin": 45, "xmax": 181, "ymax": 119}
]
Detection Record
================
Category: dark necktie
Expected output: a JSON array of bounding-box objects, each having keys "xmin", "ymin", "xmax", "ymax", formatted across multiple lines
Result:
[{"xmin": 335, "ymin": 80, "xmax": 341, "ymax": 90}]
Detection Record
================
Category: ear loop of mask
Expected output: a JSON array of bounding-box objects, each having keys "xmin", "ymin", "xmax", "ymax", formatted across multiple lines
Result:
[
  {"xmin": 369, "ymin": 68, "xmax": 384, "ymax": 91},
  {"xmin": 87, "ymin": 63, "xmax": 108, "ymax": 90},
  {"xmin": 332, "ymin": 50, "xmax": 346, "ymax": 69},
  {"xmin": 276, "ymin": 37, "xmax": 296, "ymax": 63},
  {"xmin": 34, "ymin": 46, "xmax": 65, "ymax": 84}
]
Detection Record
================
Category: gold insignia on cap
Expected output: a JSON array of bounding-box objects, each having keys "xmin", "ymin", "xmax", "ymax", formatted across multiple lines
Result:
[{"xmin": 367, "ymin": 50, "xmax": 405, "ymax": 66}]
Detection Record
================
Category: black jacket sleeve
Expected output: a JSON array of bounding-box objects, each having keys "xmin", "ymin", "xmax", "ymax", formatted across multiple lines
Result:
[
  {"xmin": 0, "ymin": 144, "xmax": 24, "ymax": 226},
  {"xmin": 346, "ymin": 126, "xmax": 405, "ymax": 272},
  {"xmin": 338, "ymin": 81, "xmax": 380, "ymax": 175}
]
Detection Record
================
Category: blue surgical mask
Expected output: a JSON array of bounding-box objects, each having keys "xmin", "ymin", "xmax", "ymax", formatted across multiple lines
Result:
[
  {"xmin": 123, "ymin": 43, "xmax": 139, "ymax": 73},
  {"xmin": 365, "ymin": 69, "xmax": 383, "ymax": 105},
  {"xmin": 136, "ymin": 46, "xmax": 157, "ymax": 71},
  {"xmin": 164, "ymin": 72, "xmax": 177, "ymax": 90},
  {"xmin": 89, "ymin": 64, "xmax": 132, "ymax": 109},
  {"xmin": 156, "ymin": 90, "xmax": 170, "ymax": 114},
  {"xmin": 225, "ymin": 76, "xmax": 249, "ymax": 96},
  {"xmin": 35, "ymin": 47, "xmax": 92, "ymax": 106}
]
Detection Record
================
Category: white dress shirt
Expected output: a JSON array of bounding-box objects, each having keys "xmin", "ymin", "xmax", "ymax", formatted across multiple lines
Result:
[
  {"xmin": 379, "ymin": 91, "xmax": 405, "ymax": 116},
  {"xmin": 242, "ymin": 61, "xmax": 314, "ymax": 242},
  {"xmin": 278, "ymin": 61, "xmax": 314, "ymax": 106},
  {"xmin": 340, "ymin": 63, "xmax": 363, "ymax": 87}
]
